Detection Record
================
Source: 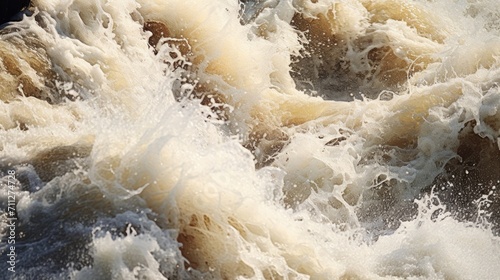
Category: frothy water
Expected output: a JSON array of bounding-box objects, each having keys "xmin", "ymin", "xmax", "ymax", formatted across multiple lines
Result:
[{"xmin": 1, "ymin": 0, "xmax": 500, "ymax": 279}]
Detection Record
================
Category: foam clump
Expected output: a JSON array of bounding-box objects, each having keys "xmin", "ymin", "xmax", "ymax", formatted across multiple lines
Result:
[{"xmin": 1, "ymin": 0, "xmax": 500, "ymax": 279}]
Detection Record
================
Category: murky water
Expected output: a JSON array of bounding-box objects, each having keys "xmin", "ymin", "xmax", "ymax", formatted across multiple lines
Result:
[{"xmin": 1, "ymin": 0, "xmax": 500, "ymax": 279}]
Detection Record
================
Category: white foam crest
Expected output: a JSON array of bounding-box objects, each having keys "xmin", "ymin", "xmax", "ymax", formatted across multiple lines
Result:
[
  {"xmin": 0, "ymin": 0, "xmax": 185, "ymax": 161},
  {"xmin": 2, "ymin": 0, "xmax": 500, "ymax": 279},
  {"xmin": 72, "ymin": 218, "xmax": 186, "ymax": 280},
  {"xmin": 272, "ymin": 131, "xmax": 364, "ymax": 226},
  {"xmin": 79, "ymin": 91, "xmax": 375, "ymax": 278},
  {"xmin": 138, "ymin": 0, "xmax": 285, "ymax": 93},
  {"xmin": 32, "ymin": 0, "xmax": 177, "ymax": 111},
  {"xmin": 373, "ymin": 192, "xmax": 500, "ymax": 279},
  {"xmin": 75, "ymin": 229, "xmax": 166, "ymax": 280}
]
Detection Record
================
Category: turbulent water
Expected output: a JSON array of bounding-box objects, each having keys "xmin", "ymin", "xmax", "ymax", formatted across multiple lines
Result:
[{"xmin": 1, "ymin": 0, "xmax": 500, "ymax": 279}]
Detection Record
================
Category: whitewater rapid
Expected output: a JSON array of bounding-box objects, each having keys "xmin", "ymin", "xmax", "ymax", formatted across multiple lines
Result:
[{"xmin": 1, "ymin": 0, "xmax": 500, "ymax": 279}]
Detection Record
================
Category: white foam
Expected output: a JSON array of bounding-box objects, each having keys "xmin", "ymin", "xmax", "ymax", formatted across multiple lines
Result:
[{"xmin": 1, "ymin": 0, "xmax": 499, "ymax": 279}]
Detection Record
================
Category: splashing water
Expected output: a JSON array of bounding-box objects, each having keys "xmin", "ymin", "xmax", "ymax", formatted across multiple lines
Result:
[{"xmin": 1, "ymin": 0, "xmax": 500, "ymax": 279}]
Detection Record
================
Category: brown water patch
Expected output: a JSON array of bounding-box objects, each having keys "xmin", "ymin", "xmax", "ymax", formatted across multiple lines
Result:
[
  {"xmin": 0, "ymin": 29, "xmax": 58, "ymax": 103},
  {"xmin": 431, "ymin": 122, "xmax": 500, "ymax": 232},
  {"xmin": 290, "ymin": 0, "xmax": 442, "ymax": 100},
  {"xmin": 31, "ymin": 144, "xmax": 92, "ymax": 182}
]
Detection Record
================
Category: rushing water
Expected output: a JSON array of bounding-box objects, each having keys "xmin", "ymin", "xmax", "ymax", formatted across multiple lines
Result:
[{"xmin": 1, "ymin": 0, "xmax": 500, "ymax": 279}]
